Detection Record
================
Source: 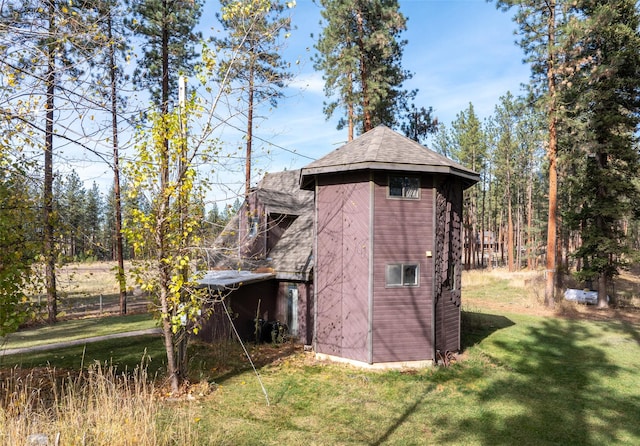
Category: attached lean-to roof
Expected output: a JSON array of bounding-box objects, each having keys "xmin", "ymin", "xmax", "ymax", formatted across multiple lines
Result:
[
  {"xmin": 300, "ymin": 125, "xmax": 480, "ymax": 189},
  {"xmin": 198, "ymin": 270, "xmax": 275, "ymax": 291}
]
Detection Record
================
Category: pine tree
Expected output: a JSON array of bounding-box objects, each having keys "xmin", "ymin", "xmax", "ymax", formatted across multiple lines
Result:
[
  {"xmin": 314, "ymin": 0, "xmax": 413, "ymax": 139},
  {"xmin": 214, "ymin": 0, "xmax": 293, "ymax": 198},
  {"xmin": 492, "ymin": 0, "xmax": 569, "ymax": 306},
  {"xmin": 563, "ymin": 0, "xmax": 640, "ymax": 307},
  {"xmin": 401, "ymin": 105, "xmax": 438, "ymax": 145},
  {"xmin": 128, "ymin": 0, "xmax": 203, "ymax": 112},
  {"xmin": 1, "ymin": 0, "xmax": 106, "ymax": 322},
  {"xmin": 447, "ymin": 103, "xmax": 487, "ymax": 268},
  {"xmin": 92, "ymin": 0, "xmax": 132, "ymax": 312}
]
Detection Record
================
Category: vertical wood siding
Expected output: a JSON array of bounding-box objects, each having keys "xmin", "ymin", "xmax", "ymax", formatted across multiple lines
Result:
[
  {"xmin": 315, "ymin": 174, "xmax": 370, "ymax": 362},
  {"xmin": 434, "ymin": 178, "xmax": 463, "ymax": 353},
  {"xmin": 372, "ymin": 173, "xmax": 435, "ymax": 362},
  {"xmin": 435, "ymin": 290, "xmax": 460, "ymax": 352}
]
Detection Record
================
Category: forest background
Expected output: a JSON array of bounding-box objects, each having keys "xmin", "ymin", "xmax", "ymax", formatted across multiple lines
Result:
[{"xmin": 2, "ymin": 0, "xmax": 640, "ymax": 391}]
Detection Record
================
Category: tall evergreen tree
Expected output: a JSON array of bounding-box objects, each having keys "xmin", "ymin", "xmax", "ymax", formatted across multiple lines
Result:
[
  {"xmin": 492, "ymin": 0, "xmax": 569, "ymax": 306},
  {"xmin": 447, "ymin": 103, "xmax": 487, "ymax": 268},
  {"xmin": 1, "ymin": 0, "xmax": 104, "ymax": 322},
  {"xmin": 128, "ymin": 0, "xmax": 203, "ymax": 112},
  {"xmin": 92, "ymin": 0, "xmax": 131, "ymax": 312},
  {"xmin": 214, "ymin": 0, "xmax": 293, "ymax": 198},
  {"xmin": 314, "ymin": 0, "xmax": 413, "ymax": 139},
  {"xmin": 563, "ymin": 0, "xmax": 640, "ymax": 307},
  {"xmin": 401, "ymin": 104, "xmax": 438, "ymax": 145}
]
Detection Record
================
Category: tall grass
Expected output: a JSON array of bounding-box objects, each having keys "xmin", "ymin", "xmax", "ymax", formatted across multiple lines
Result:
[{"xmin": 0, "ymin": 362, "xmax": 202, "ymax": 445}]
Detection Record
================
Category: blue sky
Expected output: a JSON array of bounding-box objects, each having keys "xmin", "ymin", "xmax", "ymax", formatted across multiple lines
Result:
[
  {"xmin": 75, "ymin": 0, "xmax": 530, "ymax": 204},
  {"xmin": 254, "ymin": 0, "xmax": 530, "ymax": 171}
]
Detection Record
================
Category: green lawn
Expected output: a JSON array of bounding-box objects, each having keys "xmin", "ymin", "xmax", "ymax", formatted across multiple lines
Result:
[
  {"xmin": 2, "ymin": 271, "xmax": 640, "ymax": 445},
  {"xmin": 187, "ymin": 311, "xmax": 640, "ymax": 445},
  {"xmin": 1, "ymin": 313, "xmax": 157, "ymax": 350}
]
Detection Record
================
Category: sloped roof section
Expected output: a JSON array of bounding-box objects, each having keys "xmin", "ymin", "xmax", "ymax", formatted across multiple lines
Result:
[
  {"xmin": 208, "ymin": 169, "xmax": 314, "ymax": 282},
  {"xmin": 268, "ymin": 211, "xmax": 314, "ymax": 281},
  {"xmin": 258, "ymin": 170, "xmax": 314, "ymax": 281},
  {"xmin": 300, "ymin": 125, "xmax": 479, "ymax": 189},
  {"xmin": 255, "ymin": 169, "xmax": 313, "ymax": 216}
]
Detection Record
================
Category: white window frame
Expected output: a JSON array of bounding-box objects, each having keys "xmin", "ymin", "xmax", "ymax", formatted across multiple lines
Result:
[
  {"xmin": 248, "ymin": 216, "xmax": 259, "ymax": 238},
  {"xmin": 388, "ymin": 175, "xmax": 420, "ymax": 199},
  {"xmin": 385, "ymin": 263, "xmax": 420, "ymax": 287}
]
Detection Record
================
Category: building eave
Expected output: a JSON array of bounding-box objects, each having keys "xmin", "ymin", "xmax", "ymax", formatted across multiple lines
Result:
[{"xmin": 301, "ymin": 163, "xmax": 480, "ymax": 190}]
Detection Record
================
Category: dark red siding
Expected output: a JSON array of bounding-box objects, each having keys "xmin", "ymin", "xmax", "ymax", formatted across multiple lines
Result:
[
  {"xmin": 315, "ymin": 174, "xmax": 370, "ymax": 362},
  {"xmin": 372, "ymin": 173, "xmax": 435, "ymax": 362},
  {"xmin": 435, "ymin": 290, "xmax": 460, "ymax": 352},
  {"xmin": 196, "ymin": 280, "xmax": 278, "ymax": 342}
]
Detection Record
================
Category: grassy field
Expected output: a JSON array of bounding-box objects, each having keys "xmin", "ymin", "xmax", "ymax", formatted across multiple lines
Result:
[
  {"xmin": 1, "ymin": 267, "xmax": 640, "ymax": 445},
  {"xmin": 35, "ymin": 261, "xmax": 151, "ymax": 317},
  {"xmin": 1, "ymin": 313, "xmax": 157, "ymax": 350}
]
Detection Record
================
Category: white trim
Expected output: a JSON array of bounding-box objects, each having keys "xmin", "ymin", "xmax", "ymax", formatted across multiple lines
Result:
[
  {"xmin": 315, "ymin": 353, "xmax": 433, "ymax": 370},
  {"xmin": 368, "ymin": 172, "xmax": 375, "ymax": 364}
]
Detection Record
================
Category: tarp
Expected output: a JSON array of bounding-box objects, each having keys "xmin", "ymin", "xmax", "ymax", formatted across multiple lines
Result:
[{"xmin": 564, "ymin": 288, "xmax": 603, "ymax": 305}]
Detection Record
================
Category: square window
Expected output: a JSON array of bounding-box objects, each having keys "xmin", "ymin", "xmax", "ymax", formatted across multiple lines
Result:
[
  {"xmin": 386, "ymin": 263, "xmax": 419, "ymax": 287},
  {"xmin": 389, "ymin": 176, "xmax": 420, "ymax": 199}
]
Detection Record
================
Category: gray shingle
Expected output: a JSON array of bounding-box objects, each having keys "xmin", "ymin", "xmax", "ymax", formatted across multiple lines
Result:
[{"xmin": 301, "ymin": 125, "xmax": 479, "ymax": 188}]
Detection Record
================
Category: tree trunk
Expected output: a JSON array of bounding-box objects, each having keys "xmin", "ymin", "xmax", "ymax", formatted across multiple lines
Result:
[
  {"xmin": 246, "ymin": 59, "xmax": 254, "ymax": 199},
  {"xmin": 597, "ymin": 273, "xmax": 608, "ymax": 308},
  {"xmin": 355, "ymin": 9, "xmax": 372, "ymax": 132},
  {"xmin": 108, "ymin": 9, "xmax": 127, "ymax": 315},
  {"xmin": 159, "ymin": 1, "xmax": 179, "ymax": 392},
  {"xmin": 527, "ymin": 169, "xmax": 533, "ymax": 270},
  {"xmin": 508, "ymin": 197, "xmax": 515, "ymax": 272},
  {"xmin": 481, "ymin": 185, "xmax": 486, "ymax": 269},
  {"xmin": 159, "ymin": 260, "xmax": 180, "ymax": 393},
  {"xmin": 545, "ymin": 0, "xmax": 558, "ymax": 308},
  {"xmin": 348, "ymin": 70, "xmax": 354, "ymax": 141},
  {"xmin": 44, "ymin": 0, "xmax": 57, "ymax": 324}
]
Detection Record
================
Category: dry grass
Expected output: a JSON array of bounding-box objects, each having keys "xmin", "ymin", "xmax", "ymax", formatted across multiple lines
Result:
[
  {"xmin": 29, "ymin": 261, "xmax": 152, "ymax": 318},
  {"xmin": 0, "ymin": 362, "xmax": 204, "ymax": 445},
  {"xmin": 462, "ymin": 267, "xmax": 640, "ymax": 323}
]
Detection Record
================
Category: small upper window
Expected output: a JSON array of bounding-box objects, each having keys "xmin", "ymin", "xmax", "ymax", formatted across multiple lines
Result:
[
  {"xmin": 248, "ymin": 216, "xmax": 259, "ymax": 238},
  {"xmin": 386, "ymin": 263, "xmax": 419, "ymax": 287},
  {"xmin": 389, "ymin": 176, "xmax": 420, "ymax": 199}
]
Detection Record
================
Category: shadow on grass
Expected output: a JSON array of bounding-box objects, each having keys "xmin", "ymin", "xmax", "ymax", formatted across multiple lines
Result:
[
  {"xmin": 187, "ymin": 340, "xmax": 300, "ymax": 384},
  {"xmin": 434, "ymin": 317, "xmax": 640, "ymax": 445},
  {"xmin": 461, "ymin": 310, "xmax": 515, "ymax": 349},
  {"xmin": 370, "ymin": 386, "xmax": 434, "ymax": 446}
]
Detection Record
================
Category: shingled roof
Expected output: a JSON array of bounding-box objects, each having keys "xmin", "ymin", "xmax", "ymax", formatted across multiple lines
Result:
[
  {"xmin": 209, "ymin": 169, "xmax": 314, "ymax": 282},
  {"xmin": 300, "ymin": 125, "xmax": 479, "ymax": 189}
]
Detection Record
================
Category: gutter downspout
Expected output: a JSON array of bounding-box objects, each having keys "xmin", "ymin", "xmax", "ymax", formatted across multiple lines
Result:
[
  {"xmin": 313, "ymin": 177, "xmax": 319, "ymax": 354},
  {"xmin": 432, "ymin": 183, "xmax": 437, "ymax": 362},
  {"xmin": 368, "ymin": 172, "xmax": 375, "ymax": 364}
]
